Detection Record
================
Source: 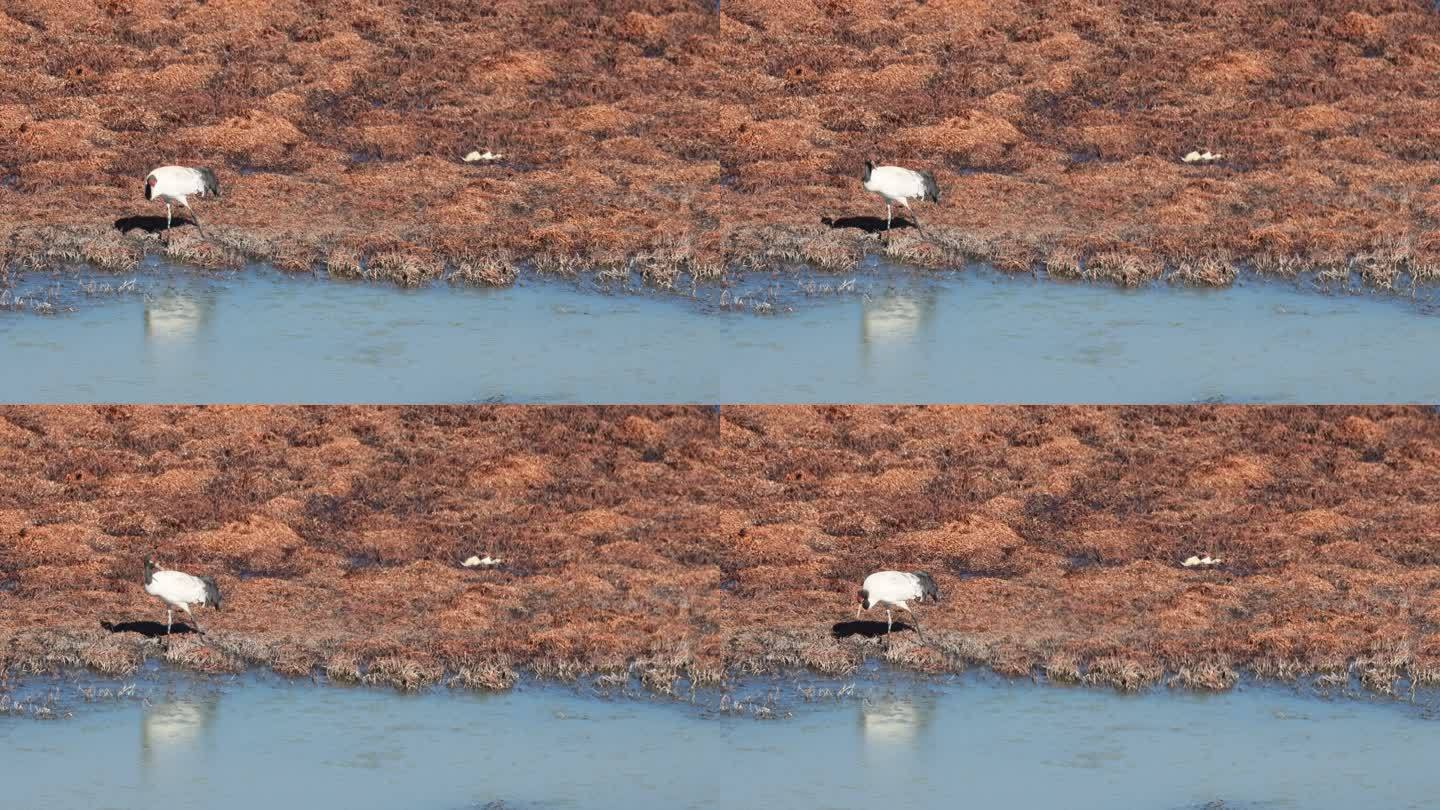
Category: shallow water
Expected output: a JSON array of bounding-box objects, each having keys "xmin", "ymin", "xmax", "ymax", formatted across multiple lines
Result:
[
  {"xmin": 3, "ymin": 670, "xmax": 1439, "ymax": 809},
  {"xmin": 2, "ymin": 261, "xmax": 1439, "ymax": 403}
]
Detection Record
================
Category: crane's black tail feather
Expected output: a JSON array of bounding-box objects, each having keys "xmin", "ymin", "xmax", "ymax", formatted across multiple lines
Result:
[
  {"xmin": 920, "ymin": 171, "xmax": 940, "ymax": 203},
  {"xmin": 197, "ymin": 167, "xmax": 221, "ymax": 197},
  {"xmin": 201, "ymin": 575, "xmax": 222, "ymax": 610},
  {"xmin": 914, "ymin": 571, "xmax": 940, "ymax": 602}
]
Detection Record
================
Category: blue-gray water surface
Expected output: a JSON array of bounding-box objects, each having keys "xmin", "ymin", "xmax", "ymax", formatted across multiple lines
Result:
[
  {"xmin": 2, "ymin": 260, "xmax": 1438, "ymax": 403},
  {"xmin": 3, "ymin": 670, "xmax": 1437, "ymax": 809}
]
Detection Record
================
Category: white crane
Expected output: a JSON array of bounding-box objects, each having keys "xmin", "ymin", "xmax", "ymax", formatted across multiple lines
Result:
[
  {"xmin": 144, "ymin": 165, "xmax": 220, "ymax": 236},
  {"xmin": 855, "ymin": 570, "xmax": 940, "ymax": 641},
  {"xmin": 861, "ymin": 161, "xmax": 940, "ymax": 232},
  {"xmin": 143, "ymin": 556, "xmax": 221, "ymax": 638}
]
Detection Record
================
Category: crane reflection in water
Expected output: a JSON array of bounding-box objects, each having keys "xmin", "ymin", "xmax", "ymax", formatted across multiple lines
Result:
[
  {"xmin": 141, "ymin": 693, "xmax": 219, "ymax": 773},
  {"xmin": 858, "ymin": 693, "xmax": 937, "ymax": 754},
  {"xmin": 859, "ymin": 287, "xmax": 939, "ymax": 365},
  {"xmin": 143, "ymin": 287, "xmax": 214, "ymax": 344}
]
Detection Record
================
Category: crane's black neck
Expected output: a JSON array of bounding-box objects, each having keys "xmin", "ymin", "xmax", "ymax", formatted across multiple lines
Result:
[
  {"xmin": 862, "ymin": 160, "xmax": 874, "ymax": 182},
  {"xmin": 143, "ymin": 557, "xmax": 155, "ymax": 586}
]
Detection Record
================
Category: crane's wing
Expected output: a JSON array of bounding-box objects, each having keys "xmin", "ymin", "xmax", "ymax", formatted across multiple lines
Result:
[
  {"xmin": 151, "ymin": 570, "xmax": 210, "ymax": 604},
  {"xmin": 862, "ymin": 570, "xmax": 925, "ymax": 601},
  {"xmin": 871, "ymin": 166, "xmax": 929, "ymax": 199}
]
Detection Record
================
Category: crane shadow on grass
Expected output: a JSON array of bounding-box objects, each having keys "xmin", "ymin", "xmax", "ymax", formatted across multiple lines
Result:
[
  {"xmin": 831, "ymin": 619, "xmax": 916, "ymax": 639},
  {"xmin": 101, "ymin": 619, "xmax": 198, "ymax": 638},
  {"xmin": 822, "ymin": 215, "xmax": 917, "ymax": 235},
  {"xmin": 114, "ymin": 215, "xmax": 198, "ymax": 235}
]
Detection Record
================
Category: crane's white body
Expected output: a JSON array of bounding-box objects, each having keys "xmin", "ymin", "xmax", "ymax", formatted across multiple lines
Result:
[
  {"xmin": 861, "ymin": 163, "xmax": 940, "ymax": 231},
  {"xmin": 143, "ymin": 558, "xmax": 220, "ymax": 636},
  {"xmin": 856, "ymin": 569, "xmax": 940, "ymax": 640},
  {"xmin": 144, "ymin": 165, "xmax": 220, "ymax": 235}
]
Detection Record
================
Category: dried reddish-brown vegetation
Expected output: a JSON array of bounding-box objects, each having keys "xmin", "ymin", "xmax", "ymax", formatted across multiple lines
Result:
[
  {"xmin": 2, "ymin": 1, "xmax": 1439, "ymax": 288},
  {"xmin": 2, "ymin": 405, "xmax": 1439, "ymax": 693}
]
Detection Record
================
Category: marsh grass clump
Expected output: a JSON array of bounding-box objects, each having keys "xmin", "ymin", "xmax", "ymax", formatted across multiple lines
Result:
[
  {"xmin": 1249, "ymin": 657, "xmax": 1311, "ymax": 683},
  {"xmin": 80, "ymin": 233, "xmax": 141, "ymax": 274},
  {"xmin": 368, "ymin": 252, "xmax": 444, "ymax": 288},
  {"xmin": 1171, "ymin": 255, "xmax": 1238, "ymax": 287},
  {"xmin": 77, "ymin": 277, "xmax": 139, "ymax": 297},
  {"xmin": 324, "ymin": 655, "xmax": 362, "ymax": 684},
  {"xmin": 798, "ymin": 683, "xmax": 855, "ymax": 702},
  {"xmin": 364, "ymin": 656, "xmax": 444, "ymax": 691},
  {"xmin": 531, "ymin": 254, "xmax": 583, "ymax": 277},
  {"xmin": 1042, "ymin": 654, "xmax": 1082, "ymax": 684},
  {"xmin": 324, "ymin": 248, "xmax": 363, "ymax": 280},
  {"xmin": 78, "ymin": 683, "xmax": 139, "ymax": 703},
  {"xmin": 1169, "ymin": 660, "xmax": 1239, "ymax": 691},
  {"xmin": 714, "ymin": 691, "xmax": 790, "ymax": 720},
  {"xmin": 1087, "ymin": 252, "xmax": 1163, "ymax": 288},
  {"xmin": 451, "ymin": 659, "xmax": 518, "ymax": 691},
  {"xmin": 1251, "ymin": 253, "xmax": 1305, "ymax": 278},
  {"xmin": 451, "ymin": 253, "xmax": 519, "ymax": 287},
  {"xmin": 0, "ymin": 689, "xmax": 68, "ymax": 720},
  {"xmin": 0, "ymin": 287, "xmax": 65, "ymax": 315},
  {"xmin": 1083, "ymin": 657, "xmax": 1163, "ymax": 692},
  {"xmin": 162, "ymin": 638, "xmax": 242, "ymax": 674},
  {"xmin": 269, "ymin": 651, "xmax": 316, "ymax": 678},
  {"xmin": 1042, "ymin": 247, "xmax": 1082, "ymax": 280},
  {"xmin": 162, "ymin": 235, "xmax": 242, "ymax": 270},
  {"xmin": 80, "ymin": 637, "xmax": 142, "ymax": 677}
]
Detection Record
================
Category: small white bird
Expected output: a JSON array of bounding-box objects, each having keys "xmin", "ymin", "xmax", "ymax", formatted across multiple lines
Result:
[
  {"xmin": 461, "ymin": 555, "xmax": 503, "ymax": 568},
  {"xmin": 855, "ymin": 570, "xmax": 940, "ymax": 641},
  {"xmin": 1181, "ymin": 555, "xmax": 1224, "ymax": 567},
  {"xmin": 1182, "ymin": 150, "xmax": 1224, "ymax": 164},
  {"xmin": 143, "ymin": 556, "xmax": 221, "ymax": 638},
  {"xmin": 144, "ymin": 165, "xmax": 221, "ymax": 236},
  {"xmin": 463, "ymin": 150, "xmax": 504, "ymax": 163},
  {"xmin": 861, "ymin": 161, "xmax": 940, "ymax": 232}
]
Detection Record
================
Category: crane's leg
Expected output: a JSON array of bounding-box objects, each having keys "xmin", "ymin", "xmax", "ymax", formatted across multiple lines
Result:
[
  {"xmin": 165, "ymin": 204, "xmax": 173, "ymax": 230},
  {"xmin": 183, "ymin": 202, "xmax": 206, "ymax": 238},
  {"xmin": 903, "ymin": 606, "xmax": 928, "ymax": 644},
  {"xmin": 885, "ymin": 205, "xmax": 893, "ymax": 231},
  {"xmin": 885, "ymin": 608, "xmax": 893, "ymax": 635},
  {"xmin": 182, "ymin": 605, "xmax": 206, "ymax": 638},
  {"xmin": 901, "ymin": 200, "xmax": 923, "ymax": 233}
]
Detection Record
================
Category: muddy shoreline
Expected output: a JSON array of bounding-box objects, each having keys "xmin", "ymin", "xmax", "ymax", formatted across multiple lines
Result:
[
  {"xmin": 3, "ymin": 1, "xmax": 1439, "ymax": 291},
  {"xmin": 3, "ymin": 405, "xmax": 1439, "ymax": 693}
]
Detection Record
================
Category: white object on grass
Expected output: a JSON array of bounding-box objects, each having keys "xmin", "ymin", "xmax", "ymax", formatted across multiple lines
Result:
[
  {"xmin": 143, "ymin": 556, "xmax": 221, "ymax": 636},
  {"xmin": 855, "ymin": 570, "xmax": 940, "ymax": 641},
  {"xmin": 861, "ymin": 161, "xmax": 940, "ymax": 231},
  {"xmin": 144, "ymin": 165, "xmax": 220, "ymax": 235}
]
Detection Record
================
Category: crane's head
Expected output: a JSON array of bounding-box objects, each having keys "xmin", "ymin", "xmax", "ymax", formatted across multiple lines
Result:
[
  {"xmin": 143, "ymin": 555, "xmax": 156, "ymax": 584},
  {"xmin": 144, "ymin": 175, "xmax": 156, "ymax": 201},
  {"xmin": 856, "ymin": 588, "xmax": 870, "ymax": 610},
  {"xmin": 861, "ymin": 160, "xmax": 874, "ymax": 182}
]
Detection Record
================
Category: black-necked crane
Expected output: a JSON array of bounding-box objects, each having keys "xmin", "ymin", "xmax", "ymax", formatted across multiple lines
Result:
[
  {"xmin": 143, "ymin": 556, "xmax": 221, "ymax": 638},
  {"xmin": 856, "ymin": 570, "xmax": 939, "ymax": 641},
  {"xmin": 144, "ymin": 165, "xmax": 220, "ymax": 236},
  {"xmin": 861, "ymin": 161, "xmax": 940, "ymax": 232}
]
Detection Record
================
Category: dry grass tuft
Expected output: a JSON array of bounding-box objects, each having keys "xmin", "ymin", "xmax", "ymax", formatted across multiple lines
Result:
[
  {"xmin": 364, "ymin": 656, "xmax": 444, "ymax": 691},
  {"xmin": 451, "ymin": 659, "xmax": 519, "ymax": 691}
]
